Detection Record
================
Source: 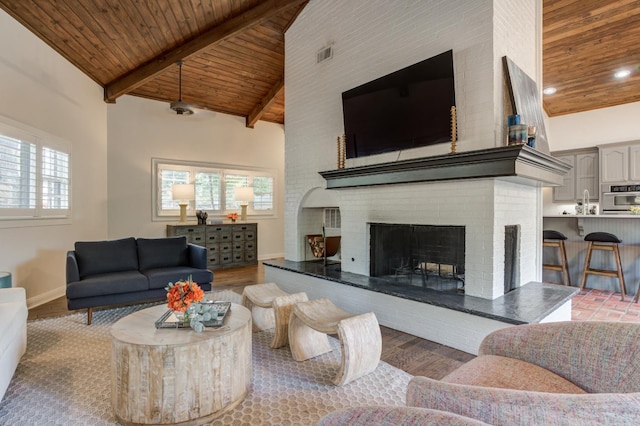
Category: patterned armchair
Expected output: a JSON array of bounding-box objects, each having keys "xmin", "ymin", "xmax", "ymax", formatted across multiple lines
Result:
[{"xmin": 407, "ymin": 321, "xmax": 640, "ymax": 425}]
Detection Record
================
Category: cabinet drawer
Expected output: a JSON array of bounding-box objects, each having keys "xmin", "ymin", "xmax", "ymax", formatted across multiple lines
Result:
[
  {"xmin": 219, "ymin": 243, "xmax": 232, "ymax": 253},
  {"xmin": 207, "ymin": 253, "xmax": 220, "ymax": 267},
  {"xmin": 206, "ymin": 243, "xmax": 220, "ymax": 254},
  {"xmin": 232, "ymin": 252, "xmax": 244, "ymax": 263},
  {"xmin": 232, "ymin": 231, "xmax": 245, "ymax": 241},
  {"xmin": 233, "ymin": 224, "xmax": 255, "ymax": 232},
  {"xmin": 232, "ymin": 242, "xmax": 244, "ymax": 252},
  {"xmin": 244, "ymin": 241, "xmax": 256, "ymax": 251},
  {"xmin": 219, "ymin": 232, "xmax": 232, "ymax": 242},
  {"xmin": 220, "ymin": 254, "xmax": 233, "ymax": 264},
  {"xmin": 244, "ymin": 252, "xmax": 257, "ymax": 262},
  {"xmin": 169, "ymin": 226, "xmax": 205, "ymax": 243},
  {"xmin": 205, "ymin": 232, "xmax": 221, "ymax": 244},
  {"xmin": 190, "ymin": 234, "xmax": 205, "ymax": 244}
]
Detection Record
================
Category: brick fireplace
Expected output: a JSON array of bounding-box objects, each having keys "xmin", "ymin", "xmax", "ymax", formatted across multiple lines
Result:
[
  {"xmin": 311, "ymin": 145, "xmax": 570, "ymax": 300},
  {"xmin": 269, "ymin": 1, "xmax": 580, "ymax": 353}
]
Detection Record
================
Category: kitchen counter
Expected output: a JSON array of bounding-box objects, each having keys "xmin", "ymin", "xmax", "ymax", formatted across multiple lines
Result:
[
  {"xmin": 545, "ymin": 214, "xmax": 640, "ymax": 219},
  {"xmin": 543, "ymin": 215, "xmax": 640, "ymax": 297}
]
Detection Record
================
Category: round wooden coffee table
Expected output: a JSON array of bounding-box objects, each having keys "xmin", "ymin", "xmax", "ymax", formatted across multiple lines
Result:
[{"xmin": 110, "ymin": 303, "xmax": 251, "ymax": 425}]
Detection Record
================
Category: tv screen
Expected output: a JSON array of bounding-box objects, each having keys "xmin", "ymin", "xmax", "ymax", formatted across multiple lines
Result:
[{"xmin": 342, "ymin": 50, "xmax": 455, "ymax": 159}]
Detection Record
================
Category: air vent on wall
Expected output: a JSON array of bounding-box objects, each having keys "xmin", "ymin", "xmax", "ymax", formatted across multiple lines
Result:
[{"xmin": 317, "ymin": 46, "xmax": 333, "ymax": 63}]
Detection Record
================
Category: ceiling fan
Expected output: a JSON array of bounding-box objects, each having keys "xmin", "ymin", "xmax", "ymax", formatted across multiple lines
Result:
[{"xmin": 170, "ymin": 60, "xmax": 194, "ymax": 115}]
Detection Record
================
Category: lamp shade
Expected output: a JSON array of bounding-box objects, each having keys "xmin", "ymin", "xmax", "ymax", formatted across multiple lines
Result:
[
  {"xmin": 234, "ymin": 186, "xmax": 254, "ymax": 204},
  {"xmin": 172, "ymin": 184, "xmax": 195, "ymax": 201}
]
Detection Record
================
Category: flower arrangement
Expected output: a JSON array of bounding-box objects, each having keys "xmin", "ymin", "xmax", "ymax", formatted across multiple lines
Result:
[
  {"xmin": 631, "ymin": 206, "xmax": 640, "ymax": 215},
  {"xmin": 165, "ymin": 277, "xmax": 204, "ymax": 313},
  {"xmin": 227, "ymin": 212, "xmax": 238, "ymax": 222}
]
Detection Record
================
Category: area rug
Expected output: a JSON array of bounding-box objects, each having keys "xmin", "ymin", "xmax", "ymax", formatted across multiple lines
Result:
[{"xmin": 0, "ymin": 290, "xmax": 413, "ymax": 425}]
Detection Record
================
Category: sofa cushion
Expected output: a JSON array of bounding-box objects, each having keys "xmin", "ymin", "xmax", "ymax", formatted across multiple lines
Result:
[
  {"xmin": 137, "ymin": 237, "xmax": 189, "ymax": 271},
  {"xmin": 75, "ymin": 237, "xmax": 139, "ymax": 279},
  {"xmin": 144, "ymin": 267, "xmax": 213, "ymax": 290},
  {"xmin": 442, "ymin": 355, "xmax": 587, "ymax": 394},
  {"xmin": 66, "ymin": 270, "xmax": 149, "ymax": 299}
]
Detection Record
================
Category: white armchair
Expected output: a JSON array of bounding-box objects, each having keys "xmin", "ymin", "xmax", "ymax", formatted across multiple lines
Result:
[{"xmin": 0, "ymin": 287, "xmax": 28, "ymax": 401}]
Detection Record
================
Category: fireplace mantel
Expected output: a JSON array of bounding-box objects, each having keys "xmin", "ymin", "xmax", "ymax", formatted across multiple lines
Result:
[{"xmin": 319, "ymin": 145, "xmax": 571, "ymax": 189}]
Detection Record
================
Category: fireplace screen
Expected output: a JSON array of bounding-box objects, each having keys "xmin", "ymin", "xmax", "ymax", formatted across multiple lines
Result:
[{"xmin": 370, "ymin": 223, "xmax": 465, "ymax": 292}]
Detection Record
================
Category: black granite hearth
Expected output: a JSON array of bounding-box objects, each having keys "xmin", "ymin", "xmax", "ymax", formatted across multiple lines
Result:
[{"xmin": 263, "ymin": 259, "xmax": 579, "ymax": 325}]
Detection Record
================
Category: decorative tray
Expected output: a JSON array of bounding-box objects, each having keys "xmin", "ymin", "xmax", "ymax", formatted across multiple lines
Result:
[{"xmin": 155, "ymin": 301, "xmax": 231, "ymax": 329}]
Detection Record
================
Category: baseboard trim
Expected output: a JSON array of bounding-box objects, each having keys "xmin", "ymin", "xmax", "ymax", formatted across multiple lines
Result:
[
  {"xmin": 259, "ymin": 253, "xmax": 284, "ymax": 261},
  {"xmin": 27, "ymin": 286, "xmax": 66, "ymax": 309}
]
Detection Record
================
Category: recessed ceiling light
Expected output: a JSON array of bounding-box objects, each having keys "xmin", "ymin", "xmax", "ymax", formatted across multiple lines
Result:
[
  {"xmin": 543, "ymin": 87, "xmax": 557, "ymax": 95},
  {"xmin": 614, "ymin": 70, "xmax": 631, "ymax": 79}
]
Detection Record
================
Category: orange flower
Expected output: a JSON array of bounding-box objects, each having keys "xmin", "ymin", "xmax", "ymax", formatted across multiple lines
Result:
[{"xmin": 166, "ymin": 278, "xmax": 204, "ymax": 312}]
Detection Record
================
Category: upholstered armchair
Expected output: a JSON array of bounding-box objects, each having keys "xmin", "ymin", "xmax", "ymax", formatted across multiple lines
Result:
[
  {"xmin": 316, "ymin": 406, "xmax": 490, "ymax": 425},
  {"xmin": 407, "ymin": 321, "xmax": 640, "ymax": 425}
]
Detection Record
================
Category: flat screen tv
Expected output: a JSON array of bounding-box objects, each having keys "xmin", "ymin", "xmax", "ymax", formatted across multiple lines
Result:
[{"xmin": 342, "ymin": 50, "xmax": 455, "ymax": 159}]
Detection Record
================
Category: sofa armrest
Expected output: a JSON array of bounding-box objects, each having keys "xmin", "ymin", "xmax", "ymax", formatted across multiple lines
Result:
[
  {"xmin": 406, "ymin": 376, "xmax": 640, "ymax": 426},
  {"xmin": 0, "ymin": 287, "xmax": 26, "ymax": 304},
  {"xmin": 479, "ymin": 322, "xmax": 640, "ymax": 393},
  {"xmin": 317, "ymin": 406, "xmax": 491, "ymax": 425},
  {"xmin": 188, "ymin": 243, "xmax": 207, "ymax": 269},
  {"xmin": 66, "ymin": 250, "xmax": 80, "ymax": 283}
]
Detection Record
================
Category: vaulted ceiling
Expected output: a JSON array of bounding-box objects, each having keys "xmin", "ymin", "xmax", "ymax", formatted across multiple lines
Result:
[
  {"xmin": 0, "ymin": 0, "xmax": 638, "ymax": 126},
  {"xmin": 543, "ymin": 0, "xmax": 640, "ymax": 116}
]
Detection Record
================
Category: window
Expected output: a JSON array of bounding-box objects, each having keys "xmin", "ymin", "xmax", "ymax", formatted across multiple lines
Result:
[
  {"xmin": 0, "ymin": 118, "xmax": 70, "ymax": 221},
  {"xmin": 153, "ymin": 159, "xmax": 275, "ymax": 220}
]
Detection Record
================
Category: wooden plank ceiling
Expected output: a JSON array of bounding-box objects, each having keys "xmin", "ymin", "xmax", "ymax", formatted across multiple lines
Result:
[
  {"xmin": 0, "ymin": 0, "xmax": 307, "ymax": 127},
  {"xmin": 543, "ymin": 0, "xmax": 640, "ymax": 116},
  {"xmin": 0, "ymin": 1, "xmax": 638, "ymax": 124}
]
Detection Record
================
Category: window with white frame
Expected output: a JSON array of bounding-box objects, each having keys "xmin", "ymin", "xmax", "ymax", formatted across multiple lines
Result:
[
  {"xmin": 153, "ymin": 159, "xmax": 275, "ymax": 220},
  {"xmin": 0, "ymin": 119, "xmax": 70, "ymax": 221}
]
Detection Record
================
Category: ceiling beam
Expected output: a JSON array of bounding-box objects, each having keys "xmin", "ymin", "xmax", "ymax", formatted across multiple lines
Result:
[
  {"xmin": 103, "ymin": 0, "xmax": 307, "ymax": 102},
  {"xmin": 246, "ymin": 78, "xmax": 284, "ymax": 128}
]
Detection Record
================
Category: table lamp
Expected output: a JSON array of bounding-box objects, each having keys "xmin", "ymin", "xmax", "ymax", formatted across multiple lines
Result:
[
  {"xmin": 172, "ymin": 184, "xmax": 195, "ymax": 223},
  {"xmin": 235, "ymin": 186, "xmax": 254, "ymax": 222}
]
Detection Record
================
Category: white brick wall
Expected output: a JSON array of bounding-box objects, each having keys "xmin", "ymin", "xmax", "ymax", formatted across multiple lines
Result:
[
  {"xmin": 284, "ymin": 0, "xmax": 543, "ymax": 300},
  {"xmin": 265, "ymin": 265, "xmax": 515, "ymax": 355}
]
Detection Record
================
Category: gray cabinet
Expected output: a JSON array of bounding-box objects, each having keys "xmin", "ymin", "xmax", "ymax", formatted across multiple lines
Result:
[
  {"xmin": 552, "ymin": 149, "xmax": 598, "ymax": 202},
  {"xmin": 600, "ymin": 145, "xmax": 629, "ymax": 183},
  {"xmin": 167, "ymin": 223, "xmax": 258, "ymax": 270},
  {"xmin": 599, "ymin": 141, "xmax": 640, "ymax": 183},
  {"xmin": 629, "ymin": 145, "xmax": 640, "ymax": 181}
]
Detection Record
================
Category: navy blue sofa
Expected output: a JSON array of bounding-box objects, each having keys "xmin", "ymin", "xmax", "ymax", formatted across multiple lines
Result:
[{"xmin": 66, "ymin": 236, "xmax": 213, "ymax": 324}]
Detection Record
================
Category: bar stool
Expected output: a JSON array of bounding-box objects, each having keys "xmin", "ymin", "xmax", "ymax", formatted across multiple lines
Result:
[
  {"xmin": 579, "ymin": 232, "xmax": 626, "ymax": 301},
  {"xmin": 542, "ymin": 230, "xmax": 571, "ymax": 286}
]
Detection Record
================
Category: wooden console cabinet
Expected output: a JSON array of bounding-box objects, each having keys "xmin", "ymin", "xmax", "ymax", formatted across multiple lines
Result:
[{"xmin": 167, "ymin": 223, "xmax": 258, "ymax": 270}]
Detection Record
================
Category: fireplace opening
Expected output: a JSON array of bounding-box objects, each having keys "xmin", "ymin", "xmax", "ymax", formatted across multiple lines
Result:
[{"xmin": 370, "ymin": 223, "xmax": 465, "ymax": 293}]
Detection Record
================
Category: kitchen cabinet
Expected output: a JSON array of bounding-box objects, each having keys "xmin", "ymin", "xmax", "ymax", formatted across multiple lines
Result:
[
  {"xmin": 552, "ymin": 149, "xmax": 598, "ymax": 202},
  {"xmin": 600, "ymin": 145, "xmax": 629, "ymax": 183},
  {"xmin": 553, "ymin": 155, "xmax": 575, "ymax": 202},
  {"xmin": 630, "ymin": 145, "xmax": 640, "ymax": 181}
]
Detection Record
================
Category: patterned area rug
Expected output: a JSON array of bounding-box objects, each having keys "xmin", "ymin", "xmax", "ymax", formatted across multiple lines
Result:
[{"xmin": 0, "ymin": 290, "xmax": 412, "ymax": 425}]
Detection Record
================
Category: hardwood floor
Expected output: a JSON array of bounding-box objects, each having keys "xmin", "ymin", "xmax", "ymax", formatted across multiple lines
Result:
[{"xmin": 28, "ymin": 262, "xmax": 474, "ymax": 379}]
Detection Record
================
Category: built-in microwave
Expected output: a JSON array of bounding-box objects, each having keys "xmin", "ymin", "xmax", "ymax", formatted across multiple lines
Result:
[{"xmin": 601, "ymin": 183, "xmax": 640, "ymax": 214}]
